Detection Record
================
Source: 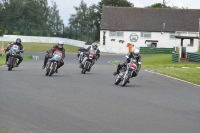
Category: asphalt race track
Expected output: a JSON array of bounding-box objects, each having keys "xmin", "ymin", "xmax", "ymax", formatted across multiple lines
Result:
[{"xmin": 0, "ymin": 53, "xmax": 200, "ymax": 133}]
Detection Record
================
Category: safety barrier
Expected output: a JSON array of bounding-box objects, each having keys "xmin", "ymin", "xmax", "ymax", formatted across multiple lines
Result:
[
  {"xmin": 187, "ymin": 52, "xmax": 200, "ymax": 63},
  {"xmin": 32, "ymin": 56, "xmax": 39, "ymax": 60},
  {"xmin": 140, "ymin": 47, "xmax": 175, "ymax": 54},
  {"xmin": 172, "ymin": 53, "xmax": 179, "ymax": 62}
]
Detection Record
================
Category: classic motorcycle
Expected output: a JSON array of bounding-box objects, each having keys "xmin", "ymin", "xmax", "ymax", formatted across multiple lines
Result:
[
  {"xmin": 7, "ymin": 45, "xmax": 24, "ymax": 71},
  {"xmin": 45, "ymin": 50, "xmax": 62, "ymax": 76},
  {"xmin": 114, "ymin": 58, "xmax": 138, "ymax": 87},
  {"xmin": 81, "ymin": 52, "xmax": 95, "ymax": 74}
]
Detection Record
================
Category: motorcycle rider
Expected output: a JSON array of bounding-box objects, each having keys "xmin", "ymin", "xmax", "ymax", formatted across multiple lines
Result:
[
  {"xmin": 113, "ymin": 47, "xmax": 142, "ymax": 77},
  {"xmin": 81, "ymin": 43, "xmax": 100, "ymax": 70},
  {"xmin": 5, "ymin": 38, "xmax": 24, "ymax": 67},
  {"xmin": 42, "ymin": 41, "xmax": 65, "ymax": 73}
]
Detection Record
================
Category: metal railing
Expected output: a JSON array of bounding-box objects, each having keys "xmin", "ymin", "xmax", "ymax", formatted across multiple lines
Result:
[
  {"xmin": 140, "ymin": 47, "xmax": 175, "ymax": 54},
  {"xmin": 187, "ymin": 52, "xmax": 200, "ymax": 63},
  {"xmin": 172, "ymin": 53, "xmax": 179, "ymax": 62}
]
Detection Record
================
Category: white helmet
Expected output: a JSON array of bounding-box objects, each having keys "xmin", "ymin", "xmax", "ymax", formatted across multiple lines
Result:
[
  {"xmin": 132, "ymin": 48, "xmax": 140, "ymax": 58},
  {"xmin": 92, "ymin": 43, "xmax": 98, "ymax": 50},
  {"xmin": 57, "ymin": 41, "xmax": 64, "ymax": 48}
]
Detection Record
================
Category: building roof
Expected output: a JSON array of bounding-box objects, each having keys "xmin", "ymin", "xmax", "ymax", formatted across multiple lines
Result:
[
  {"xmin": 175, "ymin": 36, "xmax": 199, "ymax": 39},
  {"xmin": 100, "ymin": 6, "xmax": 200, "ymax": 32}
]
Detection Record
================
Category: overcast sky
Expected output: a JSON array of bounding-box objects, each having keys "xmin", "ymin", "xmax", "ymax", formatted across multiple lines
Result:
[{"xmin": 47, "ymin": 0, "xmax": 200, "ymax": 26}]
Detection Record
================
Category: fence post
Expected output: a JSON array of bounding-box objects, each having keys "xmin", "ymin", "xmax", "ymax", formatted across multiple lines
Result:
[
  {"xmin": 93, "ymin": 28, "xmax": 96, "ymax": 42},
  {"xmin": 69, "ymin": 25, "xmax": 72, "ymax": 39},
  {"xmin": 80, "ymin": 26, "xmax": 82, "ymax": 41},
  {"xmin": 75, "ymin": 26, "xmax": 77, "ymax": 40},
  {"xmin": 87, "ymin": 26, "xmax": 89, "ymax": 42}
]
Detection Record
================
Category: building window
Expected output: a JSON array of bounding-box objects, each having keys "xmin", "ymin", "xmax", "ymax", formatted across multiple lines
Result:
[
  {"xmin": 188, "ymin": 39, "xmax": 194, "ymax": 46},
  {"xmin": 141, "ymin": 32, "xmax": 151, "ymax": 38},
  {"xmin": 117, "ymin": 31, "xmax": 124, "ymax": 37},
  {"xmin": 109, "ymin": 31, "xmax": 116, "ymax": 36},
  {"xmin": 170, "ymin": 33, "xmax": 175, "ymax": 39},
  {"xmin": 109, "ymin": 31, "xmax": 124, "ymax": 37}
]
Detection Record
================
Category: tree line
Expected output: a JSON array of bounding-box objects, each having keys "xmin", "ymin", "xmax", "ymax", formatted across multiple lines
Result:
[
  {"xmin": 0, "ymin": 0, "xmax": 63, "ymax": 37},
  {"xmin": 0, "ymin": 0, "xmax": 181, "ymax": 42}
]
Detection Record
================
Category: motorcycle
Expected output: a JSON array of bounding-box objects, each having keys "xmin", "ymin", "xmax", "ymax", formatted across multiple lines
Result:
[
  {"xmin": 114, "ymin": 58, "xmax": 138, "ymax": 87},
  {"xmin": 45, "ymin": 50, "xmax": 62, "ymax": 76},
  {"xmin": 81, "ymin": 52, "xmax": 95, "ymax": 74},
  {"xmin": 7, "ymin": 45, "xmax": 24, "ymax": 71}
]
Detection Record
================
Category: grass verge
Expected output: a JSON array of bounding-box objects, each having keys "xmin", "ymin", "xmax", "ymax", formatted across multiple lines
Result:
[
  {"xmin": 0, "ymin": 55, "xmax": 33, "ymax": 66},
  {"xmin": 112, "ymin": 54, "xmax": 200, "ymax": 68},
  {"xmin": 3, "ymin": 42, "xmax": 79, "ymax": 53},
  {"xmin": 111, "ymin": 54, "xmax": 200, "ymax": 85},
  {"xmin": 154, "ymin": 68, "xmax": 200, "ymax": 85}
]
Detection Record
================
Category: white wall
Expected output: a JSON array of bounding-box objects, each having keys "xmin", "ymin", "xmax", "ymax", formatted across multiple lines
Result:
[
  {"xmin": 0, "ymin": 35, "xmax": 87, "ymax": 48},
  {"xmin": 0, "ymin": 33, "xmax": 198, "ymax": 54},
  {"xmin": 99, "ymin": 30, "xmax": 199, "ymax": 53}
]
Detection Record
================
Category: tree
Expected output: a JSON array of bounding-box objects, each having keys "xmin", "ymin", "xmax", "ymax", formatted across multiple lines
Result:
[
  {"xmin": 68, "ymin": 0, "xmax": 134, "ymax": 41},
  {"xmin": 92, "ymin": 0, "xmax": 134, "ymax": 41},
  {"xmin": 147, "ymin": 3, "xmax": 170, "ymax": 8},
  {"xmin": 68, "ymin": 0, "xmax": 94, "ymax": 41},
  {"xmin": 69, "ymin": 0, "xmax": 89, "ymax": 27},
  {"xmin": 0, "ymin": 0, "xmax": 64, "ymax": 37},
  {"xmin": 47, "ymin": 1, "xmax": 64, "ymax": 37},
  {"xmin": 147, "ymin": 0, "xmax": 170, "ymax": 8}
]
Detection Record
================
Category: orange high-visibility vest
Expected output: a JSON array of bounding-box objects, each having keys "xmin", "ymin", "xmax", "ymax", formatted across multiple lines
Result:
[{"xmin": 127, "ymin": 43, "xmax": 134, "ymax": 52}]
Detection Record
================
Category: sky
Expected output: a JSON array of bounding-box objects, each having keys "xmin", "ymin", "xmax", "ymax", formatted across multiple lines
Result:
[{"xmin": 47, "ymin": 0, "xmax": 200, "ymax": 26}]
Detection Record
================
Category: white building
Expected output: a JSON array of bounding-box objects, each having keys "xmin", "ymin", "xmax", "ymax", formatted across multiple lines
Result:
[{"xmin": 99, "ymin": 7, "xmax": 200, "ymax": 53}]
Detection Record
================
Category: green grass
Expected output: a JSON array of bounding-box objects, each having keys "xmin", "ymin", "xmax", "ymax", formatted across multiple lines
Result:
[
  {"xmin": 113, "ymin": 54, "xmax": 200, "ymax": 68},
  {"xmin": 0, "ymin": 55, "xmax": 33, "ymax": 66},
  {"xmin": 142, "ymin": 54, "xmax": 200, "ymax": 68},
  {"xmin": 3, "ymin": 42, "xmax": 79, "ymax": 53},
  {"xmin": 154, "ymin": 68, "xmax": 200, "ymax": 85},
  {"xmin": 111, "ymin": 54, "xmax": 200, "ymax": 85}
]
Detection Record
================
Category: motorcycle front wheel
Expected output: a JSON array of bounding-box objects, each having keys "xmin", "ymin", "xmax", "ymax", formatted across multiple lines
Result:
[
  {"xmin": 121, "ymin": 73, "xmax": 130, "ymax": 87},
  {"xmin": 81, "ymin": 61, "xmax": 89, "ymax": 74},
  {"xmin": 81, "ymin": 69, "xmax": 86, "ymax": 74},
  {"xmin": 115, "ymin": 75, "xmax": 121, "ymax": 85},
  {"xmin": 45, "ymin": 71, "xmax": 49, "ymax": 76},
  {"xmin": 49, "ymin": 63, "xmax": 56, "ymax": 76},
  {"xmin": 8, "ymin": 65, "xmax": 12, "ymax": 71},
  {"xmin": 7, "ymin": 58, "xmax": 13, "ymax": 71}
]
